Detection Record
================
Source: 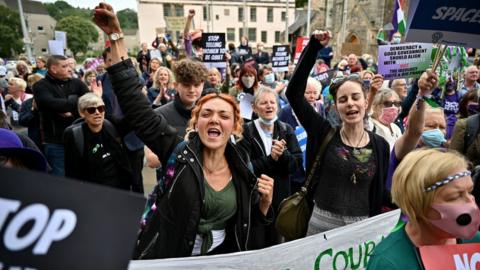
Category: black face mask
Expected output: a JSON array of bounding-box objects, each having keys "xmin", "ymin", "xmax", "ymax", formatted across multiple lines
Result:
[{"xmin": 467, "ymin": 104, "xmax": 479, "ymax": 116}]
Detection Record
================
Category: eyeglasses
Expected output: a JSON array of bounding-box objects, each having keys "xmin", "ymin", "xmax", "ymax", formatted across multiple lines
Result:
[
  {"xmin": 383, "ymin": 101, "xmax": 402, "ymax": 108},
  {"xmin": 84, "ymin": 105, "xmax": 105, "ymax": 114}
]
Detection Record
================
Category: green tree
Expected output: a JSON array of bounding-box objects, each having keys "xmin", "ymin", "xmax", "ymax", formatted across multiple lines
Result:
[
  {"xmin": 117, "ymin": 8, "xmax": 138, "ymax": 29},
  {"xmin": 44, "ymin": 1, "xmax": 91, "ymax": 21},
  {"xmin": 0, "ymin": 6, "xmax": 23, "ymax": 57},
  {"xmin": 55, "ymin": 16, "xmax": 99, "ymax": 57}
]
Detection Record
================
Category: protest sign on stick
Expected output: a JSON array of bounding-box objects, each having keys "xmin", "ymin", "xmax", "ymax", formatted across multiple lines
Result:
[
  {"xmin": 271, "ymin": 45, "xmax": 290, "ymax": 73},
  {"xmin": 294, "ymin": 36, "xmax": 309, "ymax": 64},
  {"xmin": 312, "ymin": 69, "xmax": 336, "ymax": 89},
  {"xmin": 202, "ymin": 33, "xmax": 227, "ymax": 69},
  {"xmin": 48, "ymin": 40, "xmax": 64, "ymax": 56},
  {"xmin": 377, "ymin": 43, "xmax": 433, "ymax": 80},
  {"xmin": 406, "ymin": 0, "xmax": 480, "ymax": 48}
]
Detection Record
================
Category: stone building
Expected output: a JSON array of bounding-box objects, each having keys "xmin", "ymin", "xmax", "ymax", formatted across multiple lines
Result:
[
  {"xmin": 1, "ymin": 0, "xmax": 56, "ymax": 57},
  {"xmin": 137, "ymin": 0, "xmax": 295, "ymax": 48},
  {"xmin": 290, "ymin": 0, "xmax": 406, "ymax": 61}
]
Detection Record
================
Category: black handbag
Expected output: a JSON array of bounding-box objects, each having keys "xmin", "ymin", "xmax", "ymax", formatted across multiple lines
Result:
[{"xmin": 275, "ymin": 128, "xmax": 336, "ymax": 241}]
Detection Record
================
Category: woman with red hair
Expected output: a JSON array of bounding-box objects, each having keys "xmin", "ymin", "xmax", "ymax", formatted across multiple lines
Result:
[{"xmin": 228, "ymin": 64, "xmax": 260, "ymax": 100}]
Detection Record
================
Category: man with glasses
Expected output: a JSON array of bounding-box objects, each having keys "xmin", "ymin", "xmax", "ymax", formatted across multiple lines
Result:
[
  {"xmin": 64, "ymin": 93, "xmax": 133, "ymax": 190},
  {"xmin": 33, "ymin": 55, "xmax": 89, "ymax": 176}
]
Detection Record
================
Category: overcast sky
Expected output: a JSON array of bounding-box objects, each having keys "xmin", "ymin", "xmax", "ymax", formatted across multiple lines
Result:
[{"xmin": 40, "ymin": 0, "xmax": 137, "ymax": 11}]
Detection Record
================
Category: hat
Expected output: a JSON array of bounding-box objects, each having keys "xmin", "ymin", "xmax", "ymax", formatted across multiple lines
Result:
[
  {"xmin": 0, "ymin": 128, "xmax": 48, "ymax": 172},
  {"xmin": 0, "ymin": 66, "xmax": 6, "ymax": 77}
]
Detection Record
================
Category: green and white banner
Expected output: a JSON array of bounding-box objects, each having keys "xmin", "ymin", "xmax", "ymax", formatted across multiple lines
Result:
[{"xmin": 129, "ymin": 210, "xmax": 401, "ymax": 270}]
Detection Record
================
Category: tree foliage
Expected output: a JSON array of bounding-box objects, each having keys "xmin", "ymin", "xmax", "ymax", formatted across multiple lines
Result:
[
  {"xmin": 0, "ymin": 6, "xmax": 23, "ymax": 57},
  {"xmin": 117, "ymin": 8, "xmax": 138, "ymax": 29},
  {"xmin": 55, "ymin": 16, "xmax": 99, "ymax": 56},
  {"xmin": 44, "ymin": 1, "xmax": 91, "ymax": 21}
]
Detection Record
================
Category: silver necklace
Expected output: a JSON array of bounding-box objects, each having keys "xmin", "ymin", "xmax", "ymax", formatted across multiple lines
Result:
[{"xmin": 341, "ymin": 128, "xmax": 366, "ymax": 184}]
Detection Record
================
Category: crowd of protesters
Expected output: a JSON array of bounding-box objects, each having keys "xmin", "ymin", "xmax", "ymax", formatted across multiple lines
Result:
[{"xmin": 1, "ymin": 2, "xmax": 480, "ymax": 267}]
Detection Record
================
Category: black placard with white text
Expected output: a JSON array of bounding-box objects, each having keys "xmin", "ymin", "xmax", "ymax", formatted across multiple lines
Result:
[
  {"xmin": 0, "ymin": 167, "xmax": 146, "ymax": 270},
  {"xmin": 202, "ymin": 33, "xmax": 227, "ymax": 69},
  {"xmin": 271, "ymin": 45, "xmax": 290, "ymax": 72}
]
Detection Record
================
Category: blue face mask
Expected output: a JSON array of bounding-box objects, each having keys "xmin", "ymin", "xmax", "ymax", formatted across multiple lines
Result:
[
  {"xmin": 421, "ymin": 128, "xmax": 446, "ymax": 148},
  {"xmin": 264, "ymin": 73, "xmax": 275, "ymax": 84},
  {"xmin": 259, "ymin": 115, "xmax": 278, "ymax": 126}
]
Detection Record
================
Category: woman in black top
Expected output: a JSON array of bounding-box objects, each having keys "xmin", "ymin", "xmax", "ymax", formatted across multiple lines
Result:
[
  {"xmin": 286, "ymin": 31, "xmax": 390, "ymax": 235},
  {"xmin": 64, "ymin": 93, "xmax": 133, "ymax": 190}
]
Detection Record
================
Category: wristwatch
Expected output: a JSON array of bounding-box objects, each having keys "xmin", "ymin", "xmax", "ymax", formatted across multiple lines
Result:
[{"xmin": 109, "ymin": 32, "xmax": 124, "ymax": 41}]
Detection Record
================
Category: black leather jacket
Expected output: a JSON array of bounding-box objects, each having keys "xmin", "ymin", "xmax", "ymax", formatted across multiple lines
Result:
[{"xmin": 106, "ymin": 59, "xmax": 272, "ymax": 259}]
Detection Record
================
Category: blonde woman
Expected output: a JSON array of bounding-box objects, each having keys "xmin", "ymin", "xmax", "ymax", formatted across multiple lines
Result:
[
  {"xmin": 369, "ymin": 89, "xmax": 403, "ymax": 151},
  {"xmin": 367, "ymin": 149, "xmax": 480, "ymax": 269},
  {"xmin": 147, "ymin": 66, "xmax": 175, "ymax": 107}
]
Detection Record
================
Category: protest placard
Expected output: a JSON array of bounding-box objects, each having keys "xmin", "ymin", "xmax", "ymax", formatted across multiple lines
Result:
[
  {"xmin": 312, "ymin": 69, "xmax": 336, "ymax": 89},
  {"xmin": 419, "ymin": 243, "xmax": 480, "ymax": 270},
  {"xmin": 54, "ymin": 31, "xmax": 67, "ymax": 49},
  {"xmin": 295, "ymin": 126, "xmax": 307, "ymax": 170},
  {"xmin": 406, "ymin": 0, "xmax": 480, "ymax": 48},
  {"xmin": 377, "ymin": 43, "xmax": 433, "ymax": 80},
  {"xmin": 48, "ymin": 40, "xmax": 64, "ymax": 56},
  {"xmin": 0, "ymin": 167, "xmax": 145, "ymax": 270},
  {"xmin": 271, "ymin": 45, "xmax": 290, "ymax": 73},
  {"xmin": 294, "ymin": 36, "xmax": 309, "ymax": 64},
  {"xmin": 129, "ymin": 210, "xmax": 401, "ymax": 270},
  {"xmin": 238, "ymin": 92, "xmax": 254, "ymax": 120},
  {"xmin": 202, "ymin": 33, "xmax": 227, "ymax": 69}
]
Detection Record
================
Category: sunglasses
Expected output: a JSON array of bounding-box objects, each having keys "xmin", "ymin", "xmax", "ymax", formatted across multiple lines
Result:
[
  {"xmin": 84, "ymin": 105, "xmax": 105, "ymax": 114},
  {"xmin": 383, "ymin": 101, "xmax": 402, "ymax": 108}
]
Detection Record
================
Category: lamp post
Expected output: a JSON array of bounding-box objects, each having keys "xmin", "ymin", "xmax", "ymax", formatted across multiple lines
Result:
[{"xmin": 17, "ymin": 0, "xmax": 33, "ymax": 60}]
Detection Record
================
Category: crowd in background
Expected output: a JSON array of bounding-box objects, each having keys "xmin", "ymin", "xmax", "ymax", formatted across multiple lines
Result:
[{"xmin": 2, "ymin": 2, "xmax": 480, "ymax": 267}]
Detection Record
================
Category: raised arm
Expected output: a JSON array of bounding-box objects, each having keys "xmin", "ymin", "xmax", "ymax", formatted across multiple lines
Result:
[
  {"xmin": 285, "ymin": 31, "xmax": 330, "ymax": 134},
  {"xmin": 394, "ymin": 70, "xmax": 438, "ymax": 161},
  {"xmin": 93, "ymin": 2, "xmax": 179, "ymax": 164}
]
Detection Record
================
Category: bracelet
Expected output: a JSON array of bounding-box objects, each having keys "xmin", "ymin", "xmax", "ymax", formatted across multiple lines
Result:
[{"xmin": 416, "ymin": 95, "xmax": 427, "ymax": 111}]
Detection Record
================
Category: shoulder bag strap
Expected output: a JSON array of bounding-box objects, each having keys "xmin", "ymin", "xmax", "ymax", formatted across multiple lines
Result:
[{"xmin": 303, "ymin": 127, "xmax": 336, "ymax": 190}]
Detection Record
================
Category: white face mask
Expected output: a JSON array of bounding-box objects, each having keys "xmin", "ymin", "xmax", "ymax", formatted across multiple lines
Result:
[
  {"xmin": 264, "ymin": 73, "xmax": 275, "ymax": 84},
  {"xmin": 241, "ymin": 76, "xmax": 255, "ymax": 89}
]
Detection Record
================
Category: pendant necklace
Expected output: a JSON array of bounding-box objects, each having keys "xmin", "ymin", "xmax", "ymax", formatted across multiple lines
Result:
[{"xmin": 341, "ymin": 128, "xmax": 365, "ymax": 184}]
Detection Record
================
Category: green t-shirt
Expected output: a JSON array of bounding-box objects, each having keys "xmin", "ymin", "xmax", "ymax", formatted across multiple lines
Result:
[{"xmin": 367, "ymin": 223, "xmax": 480, "ymax": 270}]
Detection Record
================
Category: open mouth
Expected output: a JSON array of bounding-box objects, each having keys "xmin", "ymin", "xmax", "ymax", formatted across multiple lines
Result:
[
  {"xmin": 346, "ymin": 110, "xmax": 359, "ymax": 117},
  {"xmin": 207, "ymin": 128, "xmax": 221, "ymax": 137}
]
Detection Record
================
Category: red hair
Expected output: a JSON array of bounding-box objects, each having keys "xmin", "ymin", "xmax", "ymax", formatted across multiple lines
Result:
[
  {"xmin": 236, "ymin": 65, "xmax": 259, "ymax": 89},
  {"xmin": 186, "ymin": 93, "xmax": 244, "ymax": 140}
]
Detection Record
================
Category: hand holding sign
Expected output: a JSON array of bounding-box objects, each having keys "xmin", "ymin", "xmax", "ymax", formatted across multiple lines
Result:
[
  {"xmin": 370, "ymin": 74, "xmax": 384, "ymax": 94},
  {"xmin": 418, "ymin": 69, "xmax": 439, "ymax": 96}
]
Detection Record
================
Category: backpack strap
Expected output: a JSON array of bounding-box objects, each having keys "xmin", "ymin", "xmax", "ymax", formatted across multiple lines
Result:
[
  {"xmin": 71, "ymin": 124, "xmax": 84, "ymax": 157},
  {"xmin": 464, "ymin": 114, "xmax": 480, "ymax": 153},
  {"xmin": 102, "ymin": 119, "xmax": 121, "ymax": 143}
]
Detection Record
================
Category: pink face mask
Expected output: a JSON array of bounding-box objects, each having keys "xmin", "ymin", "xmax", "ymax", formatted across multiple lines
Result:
[
  {"xmin": 379, "ymin": 107, "xmax": 399, "ymax": 125},
  {"xmin": 428, "ymin": 201, "xmax": 480, "ymax": 240}
]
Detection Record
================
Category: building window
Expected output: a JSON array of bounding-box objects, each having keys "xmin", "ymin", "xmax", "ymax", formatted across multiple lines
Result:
[
  {"xmin": 250, "ymin": 7, "xmax": 256, "ymax": 22},
  {"xmin": 238, "ymin": 7, "xmax": 244, "ymax": 22},
  {"xmin": 248, "ymin": 28, "xmax": 256, "ymax": 42},
  {"xmin": 203, "ymin": 6, "xmax": 208, "ymax": 20},
  {"xmin": 267, "ymin": 8, "xmax": 273, "ymax": 22},
  {"xmin": 164, "ymin": 4, "xmax": 172, "ymax": 17},
  {"xmin": 37, "ymin": 26, "xmax": 44, "ymax": 32},
  {"xmin": 261, "ymin": 31, "xmax": 267, "ymax": 43},
  {"xmin": 239, "ymin": 28, "xmax": 244, "ymax": 39},
  {"xmin": 281, "ymin": 11, "xmax": 286, "ymax": 22},
  {"xmin": 216, "ymin": 14, "xmax": 219, "ymax": 20},
  {"xmin": 224, "ymin": 9, "xmax": 230, "ymax": 16},
  {"xmin": 174, "ymin": 5, "xmax": 184, "ymax": 16},
  {"xmin": 41, "ymin": 48, "xmax": 47, "ymax": 53},
  {"xmin": 275, "ymin": 31, "xmax": 281, "ymax": 43},
  {"xmin": 227, "ymin": 28, "xmax": 235, "ymax": 42}
]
